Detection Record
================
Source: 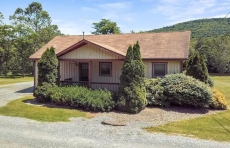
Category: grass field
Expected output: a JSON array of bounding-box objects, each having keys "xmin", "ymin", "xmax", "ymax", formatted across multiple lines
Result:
[
  {"xmin": 145, "ymin": 76, "xmax": 230, "ymax": 142},
  {"xmin": 0, "ymin": 96, "xmax": 90, "ymax": 122},
  {"xmin": 0, "ymin": 76, "xmax": 33, "ymax": 86}
]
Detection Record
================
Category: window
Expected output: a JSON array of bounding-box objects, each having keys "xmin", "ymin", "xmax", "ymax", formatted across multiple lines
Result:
[
  {"xmin": 99, "ymin": 62, "xmax": 112, "ymax": 76},
  {"xmin": 153, "ymin": 63, "xmax": 167, "ymax": 77}
]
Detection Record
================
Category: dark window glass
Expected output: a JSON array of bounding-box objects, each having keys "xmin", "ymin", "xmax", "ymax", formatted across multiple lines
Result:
[
  {"xmin": 100, "ymin": 62, "xmax": 112, "ymax": 76},
  {"xmin": 154, "ymin": 63, "xmax": 166, "ymax": 76}
]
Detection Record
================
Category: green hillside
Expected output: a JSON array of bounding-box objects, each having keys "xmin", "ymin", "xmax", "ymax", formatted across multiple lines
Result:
[{"xmin": 147, "ymin": 18, "xmax": 230, "ymax": 39}]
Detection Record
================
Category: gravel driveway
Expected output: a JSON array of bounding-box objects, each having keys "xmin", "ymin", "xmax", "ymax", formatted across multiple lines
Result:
[
  {"xmin": 0, "ymin": 82, "xmax": 230, "ymax": 148},
  {"xmin": 0, "ymin": 82, "xmax": 33, "ymax": 106}
]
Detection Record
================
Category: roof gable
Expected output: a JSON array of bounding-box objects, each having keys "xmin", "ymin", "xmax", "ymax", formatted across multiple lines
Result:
[
  {"xmin": 57, "ymin": 39, "xmax": 126, "ymax": 58},
  {"xmin": 59, "ymin": 40, "xmax": 125, "ymax": 60}
]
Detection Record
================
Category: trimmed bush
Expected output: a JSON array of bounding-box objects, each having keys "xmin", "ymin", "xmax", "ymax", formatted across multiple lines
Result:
[
  {"xmin": 210, "ymin": 89, "xmax": 228, "ymax": 110},
  {"xmin": 146, "ymin": 73, "xmax": 213, "ymax": 108},
  {"xmin": 49, "ymin": 86, "xmax": 115, "ymax": 112},
  {"xmin": 34, "ymin": 82, "xmax": 54, "ymax": 103}
]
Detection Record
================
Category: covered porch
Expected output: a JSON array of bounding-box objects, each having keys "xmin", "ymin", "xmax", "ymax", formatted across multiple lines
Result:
[
  {"xmin": 59, "ymin": 59, "xmax": 123, "ymax": 92},
  {"xmin": 54, "ymin": 38, "xmax": 126, "ymax": 92}
]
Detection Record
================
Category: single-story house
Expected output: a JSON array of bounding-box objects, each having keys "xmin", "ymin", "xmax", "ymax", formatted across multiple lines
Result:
[{"xmin": 29, "ymin": 31, "xmax": 191, "ymax": 92}]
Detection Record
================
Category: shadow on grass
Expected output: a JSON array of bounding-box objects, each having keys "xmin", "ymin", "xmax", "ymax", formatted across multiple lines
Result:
[
  {"xmin": 148, "ymin": 105, "xmax": 210, "ymax": 114},
  {"xmin": 22, "ymin": 99, "xmax": 98, "ymax": 115},
  {"xmin": 16, "ymin": 86, "xmax": 34, "ymax": 93},
  {"xmin": 212, "ymin": 115, "xmax": 230, "ymax": 134},
  {"xmin": 0, "ymin": 75, "xmax": 33, "ymax": 79}
]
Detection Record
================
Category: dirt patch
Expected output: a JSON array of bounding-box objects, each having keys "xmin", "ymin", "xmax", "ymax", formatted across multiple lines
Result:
[{"xmin": 95, "ymin": 106, "xmax": 223, "ymax": 126}]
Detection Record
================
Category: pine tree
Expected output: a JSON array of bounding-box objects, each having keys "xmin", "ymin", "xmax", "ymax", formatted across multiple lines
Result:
[
  {"xmin": 37, "ymin": 46, "xmax": 58, "ymax": 86},
  {"xmin": 186, "ymin": 50, "xmax": 209, "ymax": 84},
  {"xmin": 117, "ymin": 41, "xmax": 147, "ymax": 114},
  {"xmin": 133, "ymin": 41, "xmax": 141, "ymax": 61}
]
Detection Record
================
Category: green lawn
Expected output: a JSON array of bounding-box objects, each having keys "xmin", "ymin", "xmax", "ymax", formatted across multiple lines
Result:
[
  {"xmin": 145, "ymin": 76, "xmax": 230, "ymax": 142},
  {"xmin": 212, "ymin": 76, "xmax": 230, "ymax": 104},
  {"xmin": 0, "ymin": 76, "xmax": 33, "ymax": 86},
  {"xmin": 0, "ymin": 96, "xmax": 90, "ymax": 122}
]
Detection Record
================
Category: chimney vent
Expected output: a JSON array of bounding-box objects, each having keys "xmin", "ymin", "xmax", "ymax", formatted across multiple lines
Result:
[{"xmin": 83, "ymin": 32, "xmax": 85, "ymax": 39}]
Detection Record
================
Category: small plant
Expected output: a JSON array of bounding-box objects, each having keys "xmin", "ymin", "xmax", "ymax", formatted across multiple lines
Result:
[
  {"xmin": 207, "ymin": 76, "xmax": 214, "ymax": 87},
  {"xmin": 210, "ymin": 89, "xmax": 228, "ymax": 110}
]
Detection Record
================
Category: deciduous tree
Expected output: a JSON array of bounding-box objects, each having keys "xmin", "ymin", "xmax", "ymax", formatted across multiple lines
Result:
[{"xmin": 91, "ymin": 19, "xmax": 121, "ymax": 34}]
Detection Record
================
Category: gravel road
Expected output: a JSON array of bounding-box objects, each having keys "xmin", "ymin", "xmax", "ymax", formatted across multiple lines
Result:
[{"xmin": 0, "ymin": 82, "xmax": 230, "ymax": 148}]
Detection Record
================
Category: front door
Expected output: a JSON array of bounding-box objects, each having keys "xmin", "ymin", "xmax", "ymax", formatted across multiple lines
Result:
[{"xmin": 79, "ymin": 63, "xmax": 88, "ymax": 81}]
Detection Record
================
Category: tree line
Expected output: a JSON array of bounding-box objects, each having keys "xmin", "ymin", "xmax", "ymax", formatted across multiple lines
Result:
[
  {"xmin": 0, "ymin": 2, "xmax": 62, "ymax": 76},
  {"xmin": 147, "ymin": 18, "xmax": 230, "ymax": 39}
]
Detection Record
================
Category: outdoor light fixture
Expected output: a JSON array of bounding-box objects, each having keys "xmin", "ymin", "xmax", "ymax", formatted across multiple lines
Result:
[{"xmin": 70, "ymin": 61, "xmax": 78, "ymax": 66}]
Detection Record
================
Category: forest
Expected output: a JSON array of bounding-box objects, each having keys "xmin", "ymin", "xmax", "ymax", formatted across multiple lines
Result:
[
  {"xmin": 0, "ymin": 2, "xmax": 62, "ymax": 76},
  {"xmin": 147, "ymin": 18, "xmax": 230, "ymax": 39}
]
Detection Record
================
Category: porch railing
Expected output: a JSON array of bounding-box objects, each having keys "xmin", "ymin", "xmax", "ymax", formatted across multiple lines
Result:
[
  {"xmin": 60, "ymin": 80, "xmax": 88, "ymax": 87},
  {"xmin": 60, "ymin": 80, "xmax": 120, "ymax": 92},
  {"xmin": 91, "ymin": 82, "xmax": 120, "ymax": 92}
]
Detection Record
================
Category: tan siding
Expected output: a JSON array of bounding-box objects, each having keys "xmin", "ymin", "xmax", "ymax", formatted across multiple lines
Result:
[
  {"xmin": 92, "ymin": 61, "xmax": 123, "ymax": 83},
  {"xmin": 59, "ymin": 61, "xmax": 78, "ymax": 81},
  {"xmin": 144, "ymin": 60, "xmax": 181, "ymax": 78},
  {"xmin": 91, "ymin": 60, "xmax": 123, "ymax": 92},
  {"xmin": 58, "ymin": 59, "xmax": 181, "ymax": 91},
  {"xmin": 59, "ymin": 44, "xmax": 121, "ymax": 59}
]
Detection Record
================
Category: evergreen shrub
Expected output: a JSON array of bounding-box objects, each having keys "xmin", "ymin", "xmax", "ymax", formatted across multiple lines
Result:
[
  {"xmin": 186, "ymin": 50, "xmax": 212, "ymax": 86},
  {"xmin": 37, "ymin": 47, "xmax": 58, "ymax": 86},
  {"xmin": 49, "ymin": 86, "xmax": 115, "ymax": 112},
  {"xmin": 117, "ymin": 42, "xmax": 147, "ymax": 113},
  {"xmin": 34, "ymin": 82, "xmax": 53, "ymax": 103},
  {"xmin": 146, "ymin": 73, "xmax": 213, "ymax": 108}
]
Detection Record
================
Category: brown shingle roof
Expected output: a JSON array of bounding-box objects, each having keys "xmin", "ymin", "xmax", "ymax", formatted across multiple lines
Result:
[{"xmin": 29, "ymin": 31, "xmax": 191, "ymax": 60}]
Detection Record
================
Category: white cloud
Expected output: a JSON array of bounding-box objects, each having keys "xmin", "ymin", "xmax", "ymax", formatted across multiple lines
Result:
[
  {"xmin": 99, "ymin": 2, "xmax": 130, "ymax": 10},
  {"xmin": 150, "ymin": 0, "xmax": 217, "ymax": 21},
  {"xmin": 80, "ymin": 7, "xmax": 98, "ymax": 13},
  {"xmin": 97, "ymin": 1, "xmax": 135, "ymax": 25},
  {"xmin": 55, "ymin": 20, "xmax": 92, "ymax": 35}
]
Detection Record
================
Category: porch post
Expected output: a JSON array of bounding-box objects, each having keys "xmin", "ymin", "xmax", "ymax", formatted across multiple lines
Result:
[
  {"xmin": 33, "ymin": 60, "xmax": 36, "ymax": 91},
  {"xmin": 88, "ymin": 61, "xmax": 92, "ymax": 87},
  {"xmin": 58, "ymin": 61, "xmax": 60, "ymax": 86}
]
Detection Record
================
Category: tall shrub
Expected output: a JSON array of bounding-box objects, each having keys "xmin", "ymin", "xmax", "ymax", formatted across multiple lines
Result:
[
  {"xmin": 37, "ymin": 46, "xmax": 58, "ymax": 86},
  {"xmin": 117, "ymin": 41, "xmax": 147, "ymax": 113},
  {"xmin": 186, "ymin": 50, "xmax": 209, "ymax": 85}
]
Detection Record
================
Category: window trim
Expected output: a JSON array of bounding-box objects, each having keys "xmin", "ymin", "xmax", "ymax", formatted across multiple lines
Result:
[
  {"xmin": 99, "ymin": 62, "xmax": 112, "ymax": 77},
  {"xmin": 152, "ymin": 62, "xmax": 168, "ymax": 77}
]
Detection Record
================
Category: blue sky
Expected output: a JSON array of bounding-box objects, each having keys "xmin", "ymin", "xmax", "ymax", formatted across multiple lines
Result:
[{"xmin": 1, "ymin": 0, "xmax": 230, "ymax": 35}]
